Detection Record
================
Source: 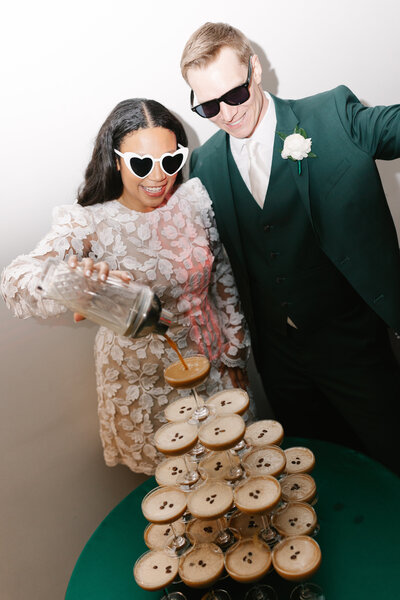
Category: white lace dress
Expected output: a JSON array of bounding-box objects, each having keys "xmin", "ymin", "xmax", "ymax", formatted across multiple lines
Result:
[{"xmin": 1, "ymin": 178, "xmax": 250, "ymax": 474}]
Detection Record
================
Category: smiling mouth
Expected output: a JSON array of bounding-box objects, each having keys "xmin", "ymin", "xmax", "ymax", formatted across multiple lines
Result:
[
  {"xmin": 225, "ymin": 113, "xmax": 246, "ymax": 127},
  {"xmin": 141, "ymin": 184, "xmax": 166, "ymax": 196}
]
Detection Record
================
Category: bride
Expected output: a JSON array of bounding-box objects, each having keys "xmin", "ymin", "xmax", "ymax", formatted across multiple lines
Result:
[{"xmin": 1, "ymin": 98, "xmax": 250, "ymax": 474}]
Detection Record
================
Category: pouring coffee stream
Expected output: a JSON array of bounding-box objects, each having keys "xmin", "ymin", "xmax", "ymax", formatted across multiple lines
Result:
[{"xmin": 163, "ymin": 334, "xmax": 189, "ymax": 370}]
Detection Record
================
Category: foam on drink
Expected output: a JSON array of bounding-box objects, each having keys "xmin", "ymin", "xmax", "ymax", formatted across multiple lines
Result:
[
  {"xmin": 155, "ymin": 456, "xmax": 189, "ymax": 487},
  {"xmin": 141, "ymin": 486, "xmax": 187, "ymax": 525},
  {"xmin": 225, "ymin": 538, "xmax": 272, "ymax": 583},
  {"xmin": 272, "ymin": 535, "xmax": 322, "ymax": 581},
  {"xmin": 199, "ymin": 450, "xmax": 241, "ymax": 481},
  {"xmin": 228, "ymin": 511, "xmax": 265, "ymax": 538},
  {"xmin": 198, "ymin": 414, "xmax": 246, "ymax": 451},
  {"xmin": 134, "ymin": 549, "xmax": 179, "ymax": 590},
  {"xmin": 271, "ymin": 502, "xmax": 318, "ymax": 537},
  {"xmin": 179, "ymin": 543, "xmax": 225, "ymax": 588},
  {"xmin": 284, "ymin": 447, "xmax": 315, "ymax": 474},
  {"xmin": 280, "ymin": 473, "xmax": 317, "ymax": 504},
  {"xmin": 187, "ymin": 480, "xmax": 234, "ymax": 520},
  {"xmin": 144, "ymin": 520, "xmax": 186, "ymax": 550},
  {"xmin": 205, "ymin": 389, "xmax": 250, "ymax": 416},
  {"xmin": 243, "ymin": 445, "xmax": 286, "ymax": 477},
  {"xmin": 245, "ymin": 419, "xmax": 284, "ymax": 447},
  {"xmin": 163, "ymin": 396, "xmax": 198, "ymax": 422},
  {"xmin": 154, "ymin": 421, "xmax": 198, "ymax": 456},
  {"xmin": 233, "ymin": 475, "xmax": 281, "ymax": 514},
  {"xmin": 164, "ymin": 355, "xmax": 210, "ymax": 389},
  {"xmin": 187, "ymin": 517, "xmax": 227, "ymax": 544}
]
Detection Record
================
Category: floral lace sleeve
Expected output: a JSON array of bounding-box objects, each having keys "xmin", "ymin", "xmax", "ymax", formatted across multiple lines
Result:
[
  {"xmin": 1, "ymin": 204, "xmax": 96, "ymax": 319},
  {"xmin": 191, "ymin": 178, "xmax": 251, "ymax": 369}
]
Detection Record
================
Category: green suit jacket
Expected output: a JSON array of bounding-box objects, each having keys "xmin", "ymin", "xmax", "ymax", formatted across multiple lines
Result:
[{"xmin": 190, "ymin": 86, "xmax": 400, "ymax": 363}]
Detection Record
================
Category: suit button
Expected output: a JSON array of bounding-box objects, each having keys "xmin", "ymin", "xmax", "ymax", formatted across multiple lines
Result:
[{"xmin": 270, "ymin": 251, "xmax": 280, "ymax": 259}]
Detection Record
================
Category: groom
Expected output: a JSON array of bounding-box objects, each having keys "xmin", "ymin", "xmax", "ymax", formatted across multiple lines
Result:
[{"xmin": 180, "ymin": 22, "xmax": 400, "ymax": 474}]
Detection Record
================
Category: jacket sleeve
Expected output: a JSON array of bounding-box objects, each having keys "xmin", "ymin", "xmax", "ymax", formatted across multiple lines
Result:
[{"xmin": 334, "ymin": 85, "xmax": 400, "ymax": 160}]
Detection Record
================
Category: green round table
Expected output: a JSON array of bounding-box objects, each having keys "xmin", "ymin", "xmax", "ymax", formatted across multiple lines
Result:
[{"xmin": 65, "ymin": 438, "xmax": 400, "ymax": 599}]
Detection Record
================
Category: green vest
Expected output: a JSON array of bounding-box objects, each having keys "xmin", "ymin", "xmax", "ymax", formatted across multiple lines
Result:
[{"xmin": 227, "ymin": 142, "xmax": 359, "ymax": 335}]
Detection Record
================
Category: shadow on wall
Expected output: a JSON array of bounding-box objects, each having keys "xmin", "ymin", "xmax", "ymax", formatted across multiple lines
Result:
[{"xmin": 252, "ymin": 41, "xmax": 279, "ymax": 97}]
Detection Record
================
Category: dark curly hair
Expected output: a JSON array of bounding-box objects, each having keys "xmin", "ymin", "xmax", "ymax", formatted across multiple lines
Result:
[{"xmin": 77, "ymin": 99, "xmax": 188, "ymax": 206}]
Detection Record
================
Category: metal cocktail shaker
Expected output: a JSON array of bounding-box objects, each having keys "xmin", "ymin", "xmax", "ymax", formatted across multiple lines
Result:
[{"xmin": 37, "ymin": 258, "xmax": 172, "ymax": 338}]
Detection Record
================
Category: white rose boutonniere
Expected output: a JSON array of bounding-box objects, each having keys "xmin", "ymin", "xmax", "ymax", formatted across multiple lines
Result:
[{"xmin": 279, "ymin": 126, "xmax": 317, "ymax": 174}]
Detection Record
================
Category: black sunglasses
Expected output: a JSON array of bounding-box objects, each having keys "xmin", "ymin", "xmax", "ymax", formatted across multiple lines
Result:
[{"xmin": 190, "ymin": 57, "xmax": 253, "ymax": 119}]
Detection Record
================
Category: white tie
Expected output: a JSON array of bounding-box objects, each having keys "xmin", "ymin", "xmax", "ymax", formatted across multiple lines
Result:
[{"xmin": 247, "ymin": 139, "xmax": 269, "ymax": 208}]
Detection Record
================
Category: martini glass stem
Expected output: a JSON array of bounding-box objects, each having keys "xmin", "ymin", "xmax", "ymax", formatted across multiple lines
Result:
[
  {"xmin": 225, "ymin": 449, "xmax": 243, "ymax": 481},
  {"xmin": 259, "ymin": 513, "xmax": 279, "ymax": 546},
  {"xmin": 182, "ymin": 453, "xmax": 200, "ymax": 484},
  {"xmin": 191, "ymin": 387, "xmax": 210, "ymax": 421}
]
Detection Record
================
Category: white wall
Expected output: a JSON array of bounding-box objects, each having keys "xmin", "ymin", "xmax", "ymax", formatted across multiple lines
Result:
[{"xmin": 1, "ymin": 1, "xmax": 399, "ymax": 598}]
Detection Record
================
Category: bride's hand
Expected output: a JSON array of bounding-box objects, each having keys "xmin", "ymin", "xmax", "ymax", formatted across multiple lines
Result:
[{"xmin": 67, "ymin": 256, "xmax": 132, "ymax": 322}]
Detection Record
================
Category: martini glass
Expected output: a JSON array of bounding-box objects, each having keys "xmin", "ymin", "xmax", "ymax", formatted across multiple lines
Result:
[
  {"xmin": 290, "ymin": 583, "xmax": 325, "ymax": 599},
  {"xmin": 164, "ymin": 354, "xmax": 211, "ymax": 423},
  {"xmin": 133, "ymin": 549, "xmax": 187, "ymax": 600},
  {"xmin": 233, "ymin": 475, "xmax": 282, "ymax": 547},
  {"xmin": 201, "ymin": 590, "xmax": 232, "ymax": 600},
  {"xmin": 198, "ymin": 414, "xmax": 247, "ymax": 482},
  {"xmin": 244, "ymin": 585, "xmax": 278, "ymax": 600},
  {"xmin": 187, "ymin": 479, "xmax": 238, "ymax": 549},
  {"xmin": 141, "ymin": 486, "xmax": 192, "ymax": 557},
  {"xmin": 272, "ymin": 536, "xmax": 322, "ymax": 599},
  {"xmin": 154, "ymin": 422, "xmax": 203, "ymax": 487},
  {"xmin": 198, "ymin": 449, "xmax": 244, "ymax": 485}
]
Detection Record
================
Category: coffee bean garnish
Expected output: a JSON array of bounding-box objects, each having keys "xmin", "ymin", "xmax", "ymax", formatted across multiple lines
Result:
[
  {"xmin": 242, "ymin": 551, "xmax": 253, "ymax": 564},
  {"xmin": 249, "ymin": 488, "xmax": 261, "ymax": 499},
  {"xmin": 291, "ymin": 456, "xmax": 301, "ymax": 465},
  {"xmin": 159, "ymin": 500, "xmax": 168, "ymax": 510},
  {"xmin": 214, "ymin": 461, "xmax": 223, "ymax": 471},
  {"xmin": 163, "ymin": 527, "xmax": 171, "ymax": 536},
  {"xmin": 153, "ymin": 565, "xmax": 158, "ymax": 569},
  {"xmin": 290, "ymin": 551, "xmax": 301, "ymax": 560},
  {"xmin": 257, "ymin": 429, "xmax": 269, "ymax": 439},
  {"xmin": 291, "ymin": 483, "xmax": 301, "ymax": 490},
  {"xmin": 178, "ymin": 406, "xmax": 192, "ymax": 414},
  {"xmin": 165, "ymin": 565, "xmax": 172, "ymax": 573},
  {"xmin": 248, "ymin": 520, "xmax": 257, "ymax": 528},
  {"xmin": 189, "ymin": 562, "xmax": 195, "ymax": 567},
  {"xmin": 206, "ymin": 494, "xmax": 217, "ymax": 504},
  {"xmin": 220, "ymin": 400, "xmax": 232, "ymax": 406},
  {"xmin": 198, "ymin": 560, "xmax": 207, "ymax": 568},
  {"xmin": 171, "ymin": 466, "xmax": 183, "ymax": 476},
  {"xmin": 171, "ymin": 432, "xmax": 184, "ymax": 442},
  {"xmin": 169, "ymin": 503, "xmax": 174, "ymax": 508},
  {"xmin": 214, "ymin": 426, "xmax": 226, "ymax": 436},
  {"xmin": 203, "ymin": 526, "xmax": 213, "ymax": 533}
]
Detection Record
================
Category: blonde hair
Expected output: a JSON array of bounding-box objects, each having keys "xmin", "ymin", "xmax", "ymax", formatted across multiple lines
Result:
[{"xmin": 180, "ymin": 22, "xmax": 254, "ymax": 83}]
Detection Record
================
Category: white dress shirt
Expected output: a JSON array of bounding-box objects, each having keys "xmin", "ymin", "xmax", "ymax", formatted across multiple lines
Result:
[{"xmin": 230, "ymin": 91, "xmax": 277, "ymax": 209}]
